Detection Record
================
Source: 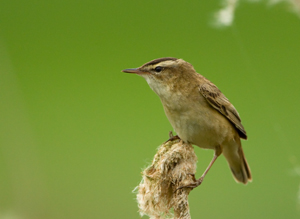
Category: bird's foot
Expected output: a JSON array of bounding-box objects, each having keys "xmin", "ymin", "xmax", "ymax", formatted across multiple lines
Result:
[
  {"xmin": 175, "ymin": 174, "xmax": 204, "ymax": 192},
  {"xmin": 165, "ymin": 131, "xmax": 180, "ymax": 143}
]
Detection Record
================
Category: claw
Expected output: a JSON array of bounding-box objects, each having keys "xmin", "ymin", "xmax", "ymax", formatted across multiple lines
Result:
[
  {"xmin": 175, "ymin": 176, "xmax": 204, "ymax": 192},
  {"xmin": 187, "ymin": 173, "xmax": 197, "ymax": 182},
  {"xmin": 165, "ymin": 131, "xmax": 180, "ymax": 143}
]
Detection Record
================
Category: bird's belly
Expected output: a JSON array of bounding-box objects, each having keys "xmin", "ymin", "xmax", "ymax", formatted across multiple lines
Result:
[
  {"xmin": 176, "ymin": 116, "xmax": 220, "ymax": 149},
  {"xmin": 165, "ymin": 106, "xmax": 232, "ymax": 150}
]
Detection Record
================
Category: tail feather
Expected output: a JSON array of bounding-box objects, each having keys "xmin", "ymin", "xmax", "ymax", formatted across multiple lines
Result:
[
  {"xmin": 240, "ymin": 146, "xmax": 252, "ymax": 182},
  {"xmin": 223, "ymin": 137, "xmax": 252, "ymax": 184},
  {"xmin": 230, "ymin": 146, "xmax": 252, "ymax": 184}
]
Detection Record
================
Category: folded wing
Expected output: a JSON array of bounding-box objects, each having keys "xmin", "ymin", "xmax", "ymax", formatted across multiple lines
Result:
[{"xmin": 200, "ymin": 82, "xmax": 247, "ymax": 139}]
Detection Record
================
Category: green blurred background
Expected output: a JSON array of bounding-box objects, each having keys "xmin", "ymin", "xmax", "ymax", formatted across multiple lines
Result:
[{"xmin": 0, "ymin": 1, "xmax": 300, "ymax": 218}]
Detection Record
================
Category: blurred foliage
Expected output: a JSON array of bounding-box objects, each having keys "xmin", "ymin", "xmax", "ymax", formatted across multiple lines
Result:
[{"xmin": 0, "ymin": 1, "xmax": 300, "ymax": 219}]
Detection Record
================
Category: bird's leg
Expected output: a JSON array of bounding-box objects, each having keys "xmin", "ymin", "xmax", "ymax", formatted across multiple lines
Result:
[
  {"xmin": 176, "ymin": 146, "xmax": 222, "ymax": 191},
  {"xmin": 165, "ymin": 131, "xmax": 180, "ymax": 143}
]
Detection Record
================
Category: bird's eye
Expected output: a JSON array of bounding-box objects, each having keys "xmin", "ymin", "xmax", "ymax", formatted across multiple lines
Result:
[{"xmin": 154, "ymin": 66, "xmax": 163, "ymax": 72}]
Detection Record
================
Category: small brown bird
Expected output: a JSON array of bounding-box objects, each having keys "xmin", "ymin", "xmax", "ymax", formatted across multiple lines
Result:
[{"xmin": 123, "ymin": 57, "xmax": 251, "ymax": 189}]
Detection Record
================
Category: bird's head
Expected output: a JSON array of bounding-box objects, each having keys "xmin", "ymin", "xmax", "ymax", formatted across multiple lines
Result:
[{"xmin": 122, "ymin": 57, "xmax": 196, "ymax": 97}]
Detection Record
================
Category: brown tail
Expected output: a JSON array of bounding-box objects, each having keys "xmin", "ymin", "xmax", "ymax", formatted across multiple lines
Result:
[
  {"xmin": 232, "ymin": 146, "xmax": 252, "ymax": 184},
  {"xmin": 223, "ymin": 138, "xmax": 252, "ymax": 184}
]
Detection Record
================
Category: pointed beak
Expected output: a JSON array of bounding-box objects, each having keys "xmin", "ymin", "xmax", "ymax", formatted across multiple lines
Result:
[{"xmin": 122, "ymin": 68, "xmax": 144, "ymax": 74}]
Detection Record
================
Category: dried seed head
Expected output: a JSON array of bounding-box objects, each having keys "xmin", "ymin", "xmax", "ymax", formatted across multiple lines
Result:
[{"xmin": 134, "ymin": 140, "xmax": 197, "ymax": 219}]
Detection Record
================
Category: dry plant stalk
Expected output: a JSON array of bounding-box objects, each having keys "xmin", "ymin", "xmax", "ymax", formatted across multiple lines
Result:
[{"xmin": 135, "ymin": 136, "xmax": 197, "ymax": 219}]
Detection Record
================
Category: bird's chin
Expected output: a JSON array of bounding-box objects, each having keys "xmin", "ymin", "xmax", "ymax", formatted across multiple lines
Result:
[{"xmin": 138, "ymin": 73, "xmax": 149, "ymax": 79}]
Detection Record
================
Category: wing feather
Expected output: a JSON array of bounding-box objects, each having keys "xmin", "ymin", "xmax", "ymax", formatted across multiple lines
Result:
[{"xmin": 200, "ymin": 82, "xmax": 247, "ymax": 139}]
